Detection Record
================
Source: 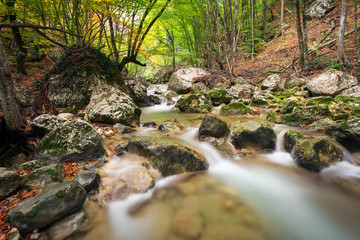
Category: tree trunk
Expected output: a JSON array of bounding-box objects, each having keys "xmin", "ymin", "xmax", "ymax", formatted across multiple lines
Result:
[
  {"xmin": 251, "ymin": 0, "xmax": 255, "ymax": 62},
  {"xmin": 295, "ymin": 0, "xmax": 305, "ymax": 69},
  {"xmin": 281, "ymin": 0, "xmax": 284, "ymax": 35},
  {"xmin": 6, "ymin": 0, "xmax": 27, "ymax": 75},
  {"xmin": 338, "ymin": 0, "xmax": 348, "ymax": 64},
  {"xmin": 355, "ymin": 0, "xmax": 359, "ymax": 62},
  {"xmin": 302, "ymin": 0, "xmax": 308, "ymax": 69},
  {"xmin": 0, "ymin": 39, "xmax": 26, "ymax": 132},
  {"xmin": 109, "ymin": 17, "xmax": 120, "ymax": 64}
]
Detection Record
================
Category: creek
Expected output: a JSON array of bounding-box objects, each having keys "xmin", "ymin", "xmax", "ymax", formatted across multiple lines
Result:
[{"xmin": 78, "ymin": 86, "xmax": 360, "ymax": 240}]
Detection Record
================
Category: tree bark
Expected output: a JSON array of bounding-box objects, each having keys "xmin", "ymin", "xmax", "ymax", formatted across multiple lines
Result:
[
  {"xmin": 295, "ymin": 0, "xmax": 307, "ymax": 70},
  {"xmin": 355, "ymin": 0, "xmax": 359, "ymax": 62},
  {"xmin": 280, "ymin": 0, "xmax": 284, "ymax": 35},
  {"xmin": 0, "ymin": 38, "xmax": 26, "ymax": 131},
  {"xmin": 109, "ymin": 17, "xmax": 120, "ymax": 63},
  {"xmin": 337, "ymin": 0, "xmax": 348, "ymax": 64},
  {"xmin": 5, "ymin": 0, "xmax": 27, "ymax": 75}
]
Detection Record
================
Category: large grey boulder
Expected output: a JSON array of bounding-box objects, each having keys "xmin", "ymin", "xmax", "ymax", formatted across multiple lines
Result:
[
  {"xmin": 126, "ymin": 136, "xmax": 208, "ymax": 176},
  {"xmin": 48, "ymin": 72, "xmax": 95, "ymax": 108},
  {"xmin": 340, "ymin": 86, "xmax": 360, "ymax": 98},
  {"xmin": 36, "ymin": 120, "xmax": 106, "ymax": 162},
  {"xmin": 306, "ymin": 69, "xmax": 358, "ymax": 96},
  {"xmin": 261, "ymin": 74, "xmax": 285, "ymax": 91},
  {"xmin": 306, "ymin": 0, "xmax": 335, "ymax": 19},
  {"xmin": 85, "ymin": 84, "xmax": 141, "ymax": 126},
  {"xmin": 199, "ymin": 114, "xmax": 230, "ymax": 139},
  {"xmin": 30, "ymin": 114, "xmax": 61, "ymax": 136},
  {"xmin": 292, "ymin": 138, "xmax": 342, "ymax": 172},
  {"xmin": 168, "ymin": 68, "xmax": 210, "ymax": 94},
  {"xmin": 230, "ymin": 120, "xmax": 276, "ymax": 150},
  {"xmin": 7, "ymin": 181, "xmax": 86, "ymax": 234},
  {"xmin": 0, "ymin": 168, "xmax": 21, "ymax": 200}
]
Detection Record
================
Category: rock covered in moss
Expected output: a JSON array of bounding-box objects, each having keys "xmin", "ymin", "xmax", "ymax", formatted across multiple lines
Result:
[
  {"xmin": 261, "ymin": 74, "xmax": 285, "ymax": 91},
  {"xmin": 22, "ymin": 164, "xmax": 64, "ymax": 189},
  {"xmin": 230, "ymin": 120, "xmax": 276, "ymax": 150},
  {"xmin": 126, "ymin": 136, "xmax": 208, "ymax": 176},
  {"xmin": 7, "ymin": 181, "xmax": 86, "ymax": 234},
  {"xmin": 199, "ymin": 114, "xmax": 230, "ymax": 139},
  {"xmin": 266, "ymin": 112, "xmax": 282, "ymax": 124},
  {"xmin": 249, "ymin": 90, "xmax": 273, "ymax": 107},
  {"xmin": 177, "ymin": 92, "xmax": 212, "ymax": 113},
  {"xmin": 168, "ymin": 68, "xmax": 210, "ymax": 94},
  {"xmin": 292, "ymin": 138, "xmax": 342, "ymax": 172},
  {"xmin": 327, "ymin": 118, "xmax": 360, "ymax": 151},
  {"xmin": 305, "ymin": 96, "xmax": 335, "ymax": 106},
  {"xmin": 208, "ymin": 89, "xmax": 232, "ymax": 106},
  {"xmin": 220, "ymin": 102, "xmax": 252, "ymax": 116},
  {"xmin": 18, "ymin": 160, "xmax": 47, "ymax": 171},
  {"xmin": 283, "ymin": 130, "xmax": 303, "ymax": 153},
  {"xmin": 158, "ymin": 121, "xmax": 185, "ymax": 132},
  {"xmin": 280, "ymin": 100, "xmax": 300, "ymax": 114},
  {"xmin": 281, "ymin": 106, "xmax": 332, "ymax": 126},
  {"xmin": 85, "ymin": 84, "xmax": 141, "ymax": 126},
  {"xmin": 307, "ymin": 118, "xmax": 336, "ymax": 131},
  {"xmin": 306, "ymin": 69, "xmax": 358, "ymax": 96},
  {"xmin": 0, "ymin": 168, "xmax": 21, "ymax": 201},
  {"xmin": 36, "ymin": 120, "xmax": 106, "ymax": 162},
  {"xmin": 202, "ymin": 137, "xmax": 237, "ymax": 158}
]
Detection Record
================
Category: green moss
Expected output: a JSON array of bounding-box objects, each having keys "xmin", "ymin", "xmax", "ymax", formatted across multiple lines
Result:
[
  {"xmin": 220, "ymin": 102, "xmax": 252, "ymax": 115},
  {"xmin": 305, "ymin": 96, "xmax": 335, "ymax": 106},
  {"xmin": 266, "ymin": 112, "xmax": 281, "ymax": 123},
  {"xmin": 209, "ymin": 89, "xmax": 232, "ymax": 106},
  {"xmin": 56, "ymin": 190, "xmax": 66, "ymax": 198}
]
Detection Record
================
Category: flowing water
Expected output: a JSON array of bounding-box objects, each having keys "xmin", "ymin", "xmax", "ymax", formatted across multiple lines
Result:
[{"xmin": 77, "ymin": 89, "xmax": 360, "ymax": 240}]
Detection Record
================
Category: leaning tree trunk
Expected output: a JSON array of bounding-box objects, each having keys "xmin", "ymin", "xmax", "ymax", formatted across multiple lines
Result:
[
  {"xmin": 338, "ymin": 0, "xmax": 348, "ymax": 64},
  {"xmin": 0, "ymin": 38, "xmax": 26, "ymax": 131},
  {"xmin": 295, "ymin": 0, "xmax": 305, "ymax": 69}
]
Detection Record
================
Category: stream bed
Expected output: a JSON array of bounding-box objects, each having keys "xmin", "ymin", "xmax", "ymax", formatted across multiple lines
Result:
[{"xmin": 76, "ymin": 98, "xmax": 360, "ymax": 240}]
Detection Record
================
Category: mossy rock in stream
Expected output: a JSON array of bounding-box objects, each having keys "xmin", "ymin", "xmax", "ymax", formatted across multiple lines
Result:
[
  {"xmin": 22, "ymin": 164, "xmax": 64, "ymax": 189},
  {"xmin": 7, "ymin": 181, "xmax": 86, "ymax": 234},
  {"xmin": 208, "ymin": 89, "xmax": 232, "ymax": 106},
  {"xmin": 177, "ymin": 92, "xmax": 212, "ymax": 113},
  {"xmin": 283, "ymin": 130, "xmax": 304, "ymax": 153},
  {"xmin": 126, "ymin": 137, "xmax": 209, "ymax": 176},
  {"xmin": 292, "ymin": 138, "xmax": 343, "ymax": 172},
  {"xmin": 199, "ymin": 114, "xmax": 230, "ymax": 139},
  {"xmin": 305, "ymin": 96, "xmax": 335, "ymax": 106},
  {"xmin": 230, "ymin": 120, "xmax": 276, "ymax": 150},
  {"xmin": 281, "ymin": 106, "xmax": 332, "ymax": 126},
  {"xmin": 220, "ymin": 102, "xmax": 252, "ymax": 116},
  {"xmin": 266, "ymin": 112, "xmax": 282, "ymax": 124},
  {"xmin": 280, "ymin": 100, "xmax": 299, "ymax": 114}
]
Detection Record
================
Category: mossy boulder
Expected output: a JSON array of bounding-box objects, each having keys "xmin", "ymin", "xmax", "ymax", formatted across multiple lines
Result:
[
  {"xmin": 0, "ymin": 168, "xmax": 21, "ymax": 201},
  {"xmin": 307, "ymin": 118, "xmax": 336, "ymax": 131},
  {"xmin": 292, "ymin": 138, "xmax": 342, "ymax": 172},
  {"xmin": 266, "ymin": 112, "xmax": 282, "ymax": 124},
  {"xmin": 85, "ymin": 84, "xmax": 141, "ymax": 126},
  {"xmin": 201, "ymin": 137, "xmax": 236, "ymax": 158},
  {"xmin": 208, "ymin": 89, "xmax": 232, "ymax": 106},
  {"xmin": 327, "ymin": 118, "xmax": 360, "ymax": 151},
  {"xmin": 18, "ymin": 160, "xmax": 47, "ymax": 171},
  {"xmin": 220, "ymin": 102, "xmax": 252, "ymax": 116},
  {"xmin": 126, "ymin": 137, "xmax": 208, "ymax": 176},
  {"xmin": 22, "ymin": 164, "xmax": 64, "ymax": 189},
  {"xmin": 283, "ymin": 130, "xmax": 304, "ymax": 153},
  {"xmin": 36, "ymin": 120, "xmax": 106, "ymax": 163},
  {"xmin": 281, "ymin": 106, "xmax": 332, "ymax": 126},
  {"xmin": 158, "ymin": 121, "xmax": 185, "ymax": 133},
  {"xmin": 198, "ymin": 114, "xmax": 230, "ymax": 139},
  {"xmin": 177, "ymin": 92, "xmax": 212, "ymax": 113},
  {"xmin": 280, "ymin": 100, "xmax": 300, "ymax": 114},
  {"xmin": 230, "ymin": 120, "xmax": 276, "ymax": 150},
  {"xmin": 30, "ymin": 114, "xmax": 61, "ymax": 137},
  {"xmin": 7, "ymin": 181, "xmax": 86, "ymax": 234}
]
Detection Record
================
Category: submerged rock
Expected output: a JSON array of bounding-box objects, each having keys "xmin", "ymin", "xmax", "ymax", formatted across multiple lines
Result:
[
  {"xmin": 85, "ymin": 84, "xmax": 141, "ymax": 126},
  {"xmin": 0, "ymin": 168, "xmax": 21, "ymax": 201},
  {"xmin": 158, "ymin": 121, "xmax": 185, "ymax": 133},
  {"xmin": 168, "ymin": 68, "xmax": 210, "ymax": 94},
  {"xmin": 292, "ymin": 138, "xmax": 342, "ymax": 172},
  {"xmin": 126, "ymin": 136, "xmax": 208, "ymax": 176},
  {"xmin": 119, "ymin": 168, "xmax": 154, "ymax": 193},
  {"xmin": 306, "ymin": 69, "xmax": 357, "ymax": 96},
  {"xmin": 7, "ymin": 181, "xmax": 86, "ymax": 234},
  {"xmin": 36, "ymin": 120, "xmax": 106, "ymax": 162},
  {"xmin": 230, "ymin": 120, "xmax": 276, "ymax": 150},
  {"xmin": 198, "ymin": 114, "xmax": 230, "ymax": 139}
]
